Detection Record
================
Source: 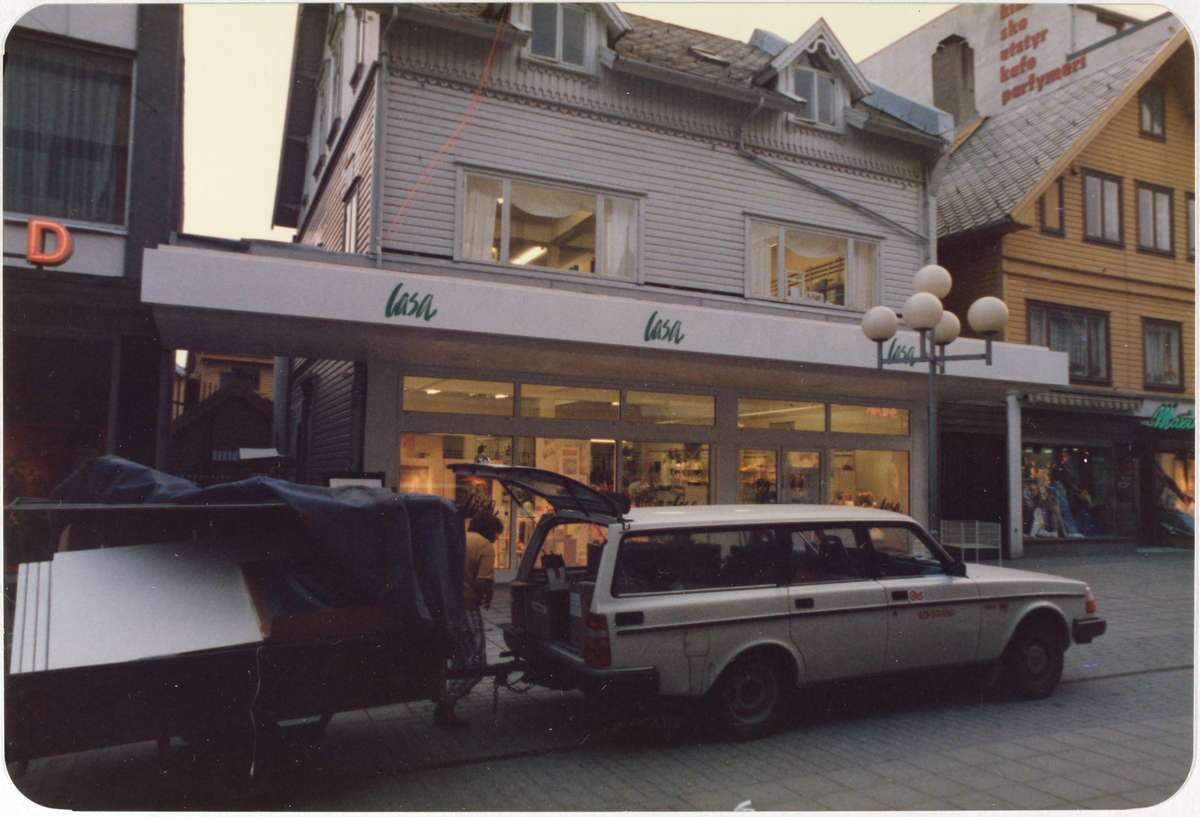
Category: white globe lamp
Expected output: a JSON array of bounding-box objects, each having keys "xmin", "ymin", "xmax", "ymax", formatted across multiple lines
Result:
[
  {"xmin": 934, "ymin": 312, "xmax": 961, "ymax": 345},
  {"xmin": 861, "ymin": 306, "xmax": 899, "ymax": 342},
  {"xmin": 913, "ymin": 264, "xmax": 952, "ymax": 299},
  {"xmin": 903, "ymin": 292, "xmax": 944, "ymax": 330},
  {"xmin": 967, "ymin": 297, "xmax": 1009, "ymax": 335}
]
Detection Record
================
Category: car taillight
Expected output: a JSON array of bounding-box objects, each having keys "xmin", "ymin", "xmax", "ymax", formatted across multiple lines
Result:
[
  {"xmin": 1085, "ymin": 586, "xmax": 1097, "ymax": 615},
  {"xmin": 583, "ymin": 612, "xmax": 611, "ymax": 668}
]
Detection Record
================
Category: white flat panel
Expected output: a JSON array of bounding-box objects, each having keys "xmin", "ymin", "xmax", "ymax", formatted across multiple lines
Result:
[
  {"xmin": 34, "ymin": 560, "xmax": 51, "ymax": 671},
  {"xmin": 46, "ymin": 541, "xmax": 267, "ymax": 671},
  {"xmin": 11, "ymin": 563, "xmax": 30, "ymax": 674}
]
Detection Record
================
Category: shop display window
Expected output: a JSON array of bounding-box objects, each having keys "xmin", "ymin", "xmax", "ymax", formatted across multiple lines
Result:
[
  {"xmin": 626, "ymin": 391, "xmax": 715, "ymax": 426},
  {"xmin": 1022, "ymin": 445, "xmax": 1116, "ymax": 538},
  {"xmin": 784, "ymin": 451, "xmax": 821, "ymax": 504},
  {"xmin": 830, "ymin": 404, "xmax": 910, "ymax": 435},
  {"xmin": 829, "ymin": 449, "xmax": 908, "ymax": 513},
  {"xmin": 512, "ymin": 437, "xmax": 616, "ymax": 564},
  {"xmin": 622, "ymin": 441, "xmax": 709, "ymax": 507},
  {"xmin": 1154, "ymin": 451, "xmax": 1194, "ymax": 539},
  {"xmin": 399, "ymin": 432, "xmax": 516, "ymax": 569},
  {"xmin": 520, "ymin": 384, "xmax": 620, "ymax": 421},
  {"xmin": 737, "ymin": 398, "xmax": 825, "ymax": 431},
  {"xmin": 739, "ymin": 450, "xmax": 778, "ymax": 503},
  {"xmin": 402, "ymin": 377, "xmax": 514, "ymax": 416}
]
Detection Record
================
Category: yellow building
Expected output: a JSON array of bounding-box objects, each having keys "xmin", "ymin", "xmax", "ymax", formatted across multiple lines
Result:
[{"xmin": 937, "ymin": 30, "xmax": 1194, "ymax": 553}]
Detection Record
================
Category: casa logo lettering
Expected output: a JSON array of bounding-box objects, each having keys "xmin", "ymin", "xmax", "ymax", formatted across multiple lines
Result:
[
  {"xmin": 886, "ymin": 339, "xmax": 918, "ymax": 366},
  {"xmin": 644, "ymin": 310, "xmax": 685, "ymax": 346},
  {"xmin": 384, "ymin": 283, "xmax": 438, "ymax": 322}
]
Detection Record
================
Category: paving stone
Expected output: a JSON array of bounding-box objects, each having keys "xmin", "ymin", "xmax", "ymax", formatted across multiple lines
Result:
[
  {"xmin": 1026, "ymin": 774, "xmax": 1107, "ymax": 803},
  {"xmin": 985, "ymin": 782, "xmax": 1069, "ymax": 809},
  {"xmin": 813, "ymin": 788, "xmax": 889, "ymax": 811}
]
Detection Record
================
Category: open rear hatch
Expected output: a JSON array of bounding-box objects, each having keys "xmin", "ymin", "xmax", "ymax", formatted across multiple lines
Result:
[{"xmin": 448, "ymin": 463, "xmax": 627, "ymax": 521}]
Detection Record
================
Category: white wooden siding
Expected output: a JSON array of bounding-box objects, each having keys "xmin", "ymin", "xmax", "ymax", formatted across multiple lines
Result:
[{"xmin": 382, "ymin": 72, "xmax": 926, "ymax": 301}]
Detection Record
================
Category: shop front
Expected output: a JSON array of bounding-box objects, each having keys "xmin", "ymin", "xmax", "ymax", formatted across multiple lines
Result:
[
  {"xmin": 1139, "ymin": 400, "xmax": 1195, "ymax": 546},
  {"xmin": 141, "ymin": 242, "xmax": 1069, "ymax": 580}
]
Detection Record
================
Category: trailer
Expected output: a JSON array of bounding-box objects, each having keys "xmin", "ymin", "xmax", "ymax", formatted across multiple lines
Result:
[{"xmin": 4, "ymin": 458, "xmax": 469, "ymax": 769}]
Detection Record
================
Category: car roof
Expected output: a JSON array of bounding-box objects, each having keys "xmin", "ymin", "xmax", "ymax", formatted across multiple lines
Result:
[{"xmin": 622, "ymin": 504, "xmax": 919, "ymax": 529}]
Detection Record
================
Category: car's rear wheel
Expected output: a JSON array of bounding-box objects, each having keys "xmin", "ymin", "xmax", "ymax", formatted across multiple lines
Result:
[
  {"xmin": 1002, "ymin": 625, "xmax": 1063, "ymax": 699},
  {"xmin": 707, "ymin": 652, "xmax": 790, "ymax": 740}
]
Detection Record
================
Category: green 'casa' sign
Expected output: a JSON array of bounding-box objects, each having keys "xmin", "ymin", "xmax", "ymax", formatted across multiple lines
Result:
[
  {"xmin": 385, "ymin": 283, "xmax": 437, "ymax": 321},
  {"xmin": 886, "ymin": 339, "xmax": 918, "ymax": 367},
  {"xmin": 1148, "ymin": 404, "xmax": 1195, "ymax": 430},
  {"xmin": 644, "ymin": 310, "xmax": 685, "ymax": 345}
]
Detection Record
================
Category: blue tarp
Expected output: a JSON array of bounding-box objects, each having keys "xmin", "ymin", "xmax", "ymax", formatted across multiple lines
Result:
[{"xmin": 50, "ymin": 456, "xmax": 466, "ymax": 649}]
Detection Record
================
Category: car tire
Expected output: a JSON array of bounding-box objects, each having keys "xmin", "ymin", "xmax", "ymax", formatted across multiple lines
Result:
[
  {"xmin": 706, "ymin": 652, "xmax": 790, "ymax": 740},
  {"xmin": 1002, "ymin": 625, "xmax": 1063, "ymax": 700}
]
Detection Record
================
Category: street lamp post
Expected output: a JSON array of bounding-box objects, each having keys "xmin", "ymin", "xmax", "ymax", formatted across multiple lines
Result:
[{"xmin": 861, "ymin": 266, "xmax": 1009, "ymax": 541}]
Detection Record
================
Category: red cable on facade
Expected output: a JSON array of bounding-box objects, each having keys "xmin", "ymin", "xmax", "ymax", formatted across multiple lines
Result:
[{"xmin": 383, "ymin": 8, "xmax": 508, "ymax": 241}]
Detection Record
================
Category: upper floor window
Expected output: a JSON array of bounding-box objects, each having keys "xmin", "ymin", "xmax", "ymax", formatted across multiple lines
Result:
[
  {"xmin": 1144, "ymin": 319, "xmax": 1183, "ymax": 390},
  {"xmin": 461, "ymin": 172, "xmax": 638, "ymax": 280},
  {"xmin": 1028, "ymin": 301, "xmax": 1110, "ymax": 384},
  {"xmin": 1040, "ymin": 177, "xmax": 1064, "ymax": 235},
  {"xmin": 1083, "ymin": 170, "xmax": 1122, "ymax": 246},
  {"xmin": 748, "ymin": 220, "xmax": 878, "ymax": 309},
  {"xmin": 1139, "ymin": 83, "xmax": 1165, "ymax": 140},
  {"xmin": 1187, "ymin": 193, "xmax": 1195, "ymax": 260},
  {"xmin": 1136, "ymin": 183, "xmax": 1173, "ymax": 255},
  {"xmin": 529, "ymin": 3, "xmax": 589, "ymax": 68},
  {"xmin": 793, "ymin": 67, "xmax": 838, "ymax": 126},
  {"xmin": 342, "ymin": 177, "xmax": 360, "ymax": 253},
  {"xmin": 3, "ymin": 32, "xmax": 132, "ymax": 225}
]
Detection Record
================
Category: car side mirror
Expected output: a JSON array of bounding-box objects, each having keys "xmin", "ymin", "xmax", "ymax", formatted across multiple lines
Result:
[{"xmin": 950, "ymin": 559, "xmax": 968, "ymax": 577}]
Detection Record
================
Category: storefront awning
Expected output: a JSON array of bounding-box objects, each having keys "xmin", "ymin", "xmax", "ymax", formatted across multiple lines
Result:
[{"xmin": 1023, "ymin": 392, "xmax": 1143, "ymax": 413}]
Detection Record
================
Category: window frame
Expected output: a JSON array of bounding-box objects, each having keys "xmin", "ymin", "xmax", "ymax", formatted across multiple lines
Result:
[
  {"xmin": 744, "ymin": 216, "xmax": 880, "ymax": 310},
  {"xmin": 1027, "ymin": 300, "xmax": 1112, "ymax": 385},
  {"xmin": 1082, "ymin": 169, "xmax": 1124, "ymax": 247},
  {"xmin": 1136, "ymin": 181, "xmax": 1174, "ymax": 256},
  {"xmin": 1139, "ymin": 82, "xmax": 1166, "ymax": 141},
  {"xmin": 1040, "ymin": 177, "xmax": 1065, "ymax": 235},
  {"xmin": 524, "ymin": 3, "xmax": 594, "ymax": 72},
  {"xmin": 1143, "ymin": 318, "xmax": 1184, "ymax": 392},
  {"xmin": 456, "ymin": 167, "xmax": 643, "ymax": 282}
]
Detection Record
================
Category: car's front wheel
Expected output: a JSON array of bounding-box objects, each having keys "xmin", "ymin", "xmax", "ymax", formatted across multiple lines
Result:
[
  {"xmin": 1002, "ymin": 625, "xmax": 1064, "ymax": 699},
  {"xmin": 706, "ymin": 652, "xmax": 790, "ymax": 740}
]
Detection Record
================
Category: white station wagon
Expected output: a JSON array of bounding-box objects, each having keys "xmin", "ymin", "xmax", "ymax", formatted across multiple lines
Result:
[{"xmin": 452, "ymin": 465, "xmax": 1107, "ymax": 739}]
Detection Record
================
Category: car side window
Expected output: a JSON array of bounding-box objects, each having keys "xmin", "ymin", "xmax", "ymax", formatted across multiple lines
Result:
[
  {"xmin": 789, "ymin": 526, "xmax": 868, "ymax": 583},
  {"xmin": 866, "ymin": 524, "xmax": 946, "ymax": 578},
  {"xmin": 612, "ymin": 526, "xmax": 784, "ymax": 596}
]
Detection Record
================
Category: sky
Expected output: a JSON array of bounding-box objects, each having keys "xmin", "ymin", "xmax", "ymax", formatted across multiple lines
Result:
[{"xmin": 175, "ymin": 2, "xmax": 1169, "ymax": 244}]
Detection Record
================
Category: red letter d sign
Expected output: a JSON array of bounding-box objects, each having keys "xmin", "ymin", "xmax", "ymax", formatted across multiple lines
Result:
[{"xmin": 26, "ymin": 219, "xmax": 74, "ymax": 266}]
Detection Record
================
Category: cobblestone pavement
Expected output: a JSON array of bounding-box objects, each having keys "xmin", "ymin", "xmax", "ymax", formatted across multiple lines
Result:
[{"xmin": 6, "ymin": 550, "xmax": 1194, "ymax": 811}]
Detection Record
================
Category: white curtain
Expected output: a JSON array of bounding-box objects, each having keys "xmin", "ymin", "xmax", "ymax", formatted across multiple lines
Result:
[
  {"xmin": 3, "ymin": 35, "xmax": 130, "ymax": 224},
  {"xmin": 1145, "ymin": 322, "xmax": 1180, "ymax": 385},
  {"xmin": 851, "ymin": 241, "xmax": 879, "ymax": 309},
  {"xmin": 510, "ymin": 183, "xmax": 591, "ymax": 219},
  {"xmin": 748, "ymin": 222, "xmax": 777, "ymax": 296},
  {"xmin": 782, "ymin": 229, "xmax": 844, "ymax": 259},
  {"xmin": 463, "ymin": 175, "xmax": 501, "ymax": 260},
  {"xmin": 602, "ymin": 197, "xmax": 637, "ymax": 279}
]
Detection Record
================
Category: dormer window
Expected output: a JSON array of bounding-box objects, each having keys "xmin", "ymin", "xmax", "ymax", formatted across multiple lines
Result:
[
  {"xmin": 793, "ymin": 67, "xmax": 837, "ymax": 126},
  {"xmin": 529, "ymin": 3, "xmax": 589, "ymax": 67}
]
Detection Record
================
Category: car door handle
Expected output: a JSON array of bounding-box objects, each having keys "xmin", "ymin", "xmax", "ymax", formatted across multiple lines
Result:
[
  {"xmin": 794, "ymin": 598, "xmax": 814, "ymax": 610},
  {"xmin": 891, "ymin": 590, "xmax": 909, "ymax": 601},
  {"xmin": 614, "ymin": 611, "xmax": 644, "ymax": 626}
]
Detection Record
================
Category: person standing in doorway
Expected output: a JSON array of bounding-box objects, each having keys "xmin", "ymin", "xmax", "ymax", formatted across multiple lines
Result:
[{"xmin": 434, "ymin": 511, "xmax": 501, "ymax": 727}]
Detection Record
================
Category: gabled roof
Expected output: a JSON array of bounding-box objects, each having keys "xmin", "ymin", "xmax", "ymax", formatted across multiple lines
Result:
[
  {"xmin": 938, "ymin": 32, "xmax": 1189, "ymax": 239},
  {"xmin": 756, "ymin": 18, "xmax": 873, "ymax": 102}
]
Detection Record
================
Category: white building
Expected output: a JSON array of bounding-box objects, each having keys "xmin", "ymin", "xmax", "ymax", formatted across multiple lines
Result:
[{"xmin": 142, "ymin": 4, "xmax": 1068, "ymax": 577}]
